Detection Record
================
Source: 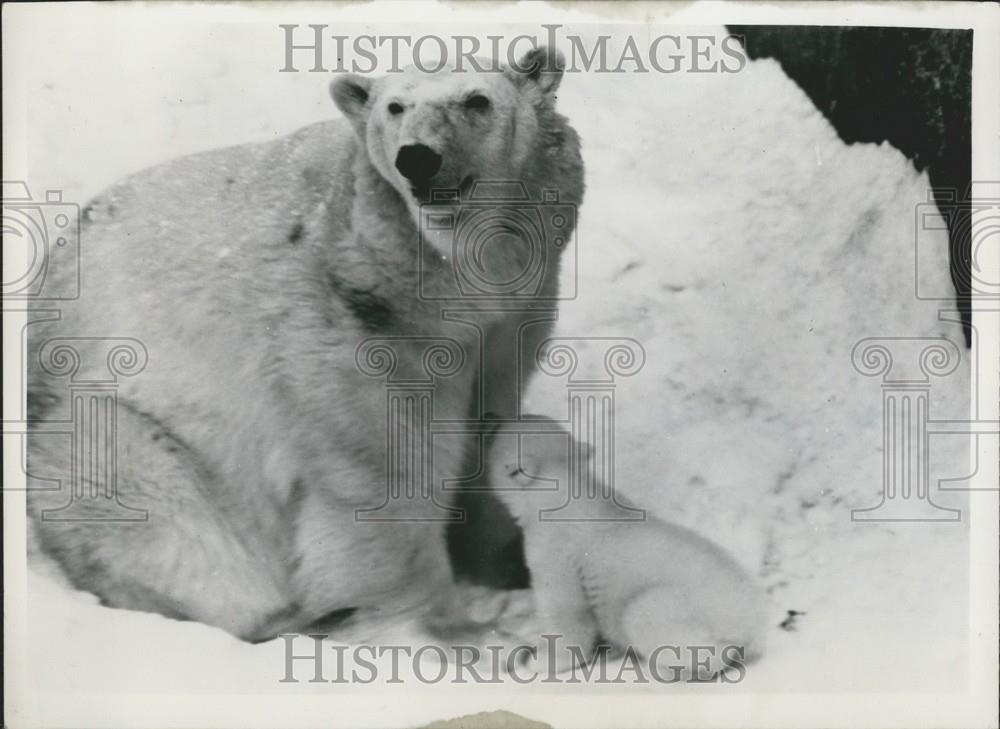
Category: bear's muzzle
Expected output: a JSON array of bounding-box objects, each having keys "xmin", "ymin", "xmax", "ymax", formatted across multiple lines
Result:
[{"xmin": 395, "ymin": 144, "xmax": 443, "ymax": 184}]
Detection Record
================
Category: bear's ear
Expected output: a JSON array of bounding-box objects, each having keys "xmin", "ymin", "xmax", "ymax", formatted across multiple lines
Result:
[
  {"xmin": 507, "ymin": 45, "xmax": 565, "ymax": 98},
  {"xmin": 330, "ymin": 74, "xmax": 374, "ymax": 126}
]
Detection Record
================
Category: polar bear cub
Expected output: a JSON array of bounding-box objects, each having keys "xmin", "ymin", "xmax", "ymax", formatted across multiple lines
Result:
[{"xmin": 488, "ymin": 418, "xmax": 767, "ymax": 674}]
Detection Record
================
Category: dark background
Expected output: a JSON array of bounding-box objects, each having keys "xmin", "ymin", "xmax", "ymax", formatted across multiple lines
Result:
[{"xmin": 728, "ymin": 26, "xmax": 973, "ymax": 346}]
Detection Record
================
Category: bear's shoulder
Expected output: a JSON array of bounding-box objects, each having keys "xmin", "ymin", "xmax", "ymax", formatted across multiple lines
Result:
[{"xmin": 83, "ymin": 119, "xmax": 358, "ymax": 227}]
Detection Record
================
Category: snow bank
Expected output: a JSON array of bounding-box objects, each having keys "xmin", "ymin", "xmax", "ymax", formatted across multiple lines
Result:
[{"xmin": 525, "ymin": 31, "xmax": 968, "ymax": 689}]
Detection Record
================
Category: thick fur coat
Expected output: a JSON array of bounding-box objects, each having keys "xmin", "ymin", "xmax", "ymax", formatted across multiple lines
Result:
[{"xmin": 27, "ymin": 47, "xmax": 584, "ymax": 641}]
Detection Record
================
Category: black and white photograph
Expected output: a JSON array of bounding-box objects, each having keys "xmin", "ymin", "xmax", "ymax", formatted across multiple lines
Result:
[{"xmin": 3, "ymin": 2, "xmax": 998, "ymax": 728}]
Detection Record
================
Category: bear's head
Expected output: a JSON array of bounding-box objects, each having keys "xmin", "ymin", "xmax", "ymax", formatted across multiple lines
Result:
[{"xmin": 330, "ymin": 45, "xmax": 580, "ymax": 214}]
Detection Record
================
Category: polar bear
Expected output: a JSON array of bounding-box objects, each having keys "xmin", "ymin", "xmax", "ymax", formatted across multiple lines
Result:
[
  {"xmin": 488, "ymin": 418, "xmax": 766, "ymax": 674},
  {"xmin": 26, "ymin": 46, "xmax": 583, "ymax": 642}
]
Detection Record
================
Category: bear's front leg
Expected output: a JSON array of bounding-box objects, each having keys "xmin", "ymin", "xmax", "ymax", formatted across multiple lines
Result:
[
  {"xmin": 622, "ymin": 586, "xmax": 760, "ymax": 679},
  {"xmin": 447, "ymin": 312, "xmax": 557, "ymax": 589},
  {"xmin": 522, "ymin": 529, "xmax": 600, "ymax": 675}
]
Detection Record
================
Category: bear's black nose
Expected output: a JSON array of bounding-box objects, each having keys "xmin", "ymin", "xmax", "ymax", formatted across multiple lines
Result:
[{"xmin": 395, "ymin": 144, "xmax": 443, "ymax": 182}]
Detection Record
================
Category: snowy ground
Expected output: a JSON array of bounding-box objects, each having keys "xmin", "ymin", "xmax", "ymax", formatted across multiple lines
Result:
[{"xmin": 9, "ymin": 8, "xmax": 972, "ymax": 716}]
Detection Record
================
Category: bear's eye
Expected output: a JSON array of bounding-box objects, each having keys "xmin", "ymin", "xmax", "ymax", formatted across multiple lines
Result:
[
  {"xmin": 387, "ymin": 102, "xmax": 404, "ymax": 116},
  {"xmin": 465, "ymin": 94, "xmax": 491, "ymax": 111}
]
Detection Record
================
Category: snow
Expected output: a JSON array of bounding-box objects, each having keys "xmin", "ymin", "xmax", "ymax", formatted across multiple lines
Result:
[
  {"xmin": 524, "ymin": 45, "xmax": 969, "ymax": 691},
  {"xmin": 13, "ymin": 13, "xmax": 970, "ymax": 711}
]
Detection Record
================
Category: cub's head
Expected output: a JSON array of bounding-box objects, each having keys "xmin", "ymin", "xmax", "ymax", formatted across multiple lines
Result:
[
  {"xmin": 489, "ymin": 417, "xmax": 592, "ymax": 491},
  {"xmin": 330, "ymin": 46, "xmax": 574, "ymax": 209}
]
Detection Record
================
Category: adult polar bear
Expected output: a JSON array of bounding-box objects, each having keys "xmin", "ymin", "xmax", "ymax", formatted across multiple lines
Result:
[{"xmin": 27, "ymin": 46, "xmax": 582, "ymax": 642}]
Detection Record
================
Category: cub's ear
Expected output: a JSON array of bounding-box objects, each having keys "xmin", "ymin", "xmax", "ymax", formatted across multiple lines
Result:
[
  {"xmin": 330, "ymin": 74, "xmax": 374, "ymax": 127},
  {"xmin": 507, "ymin": 45, "xmax": 565, "ymax": 97}
]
